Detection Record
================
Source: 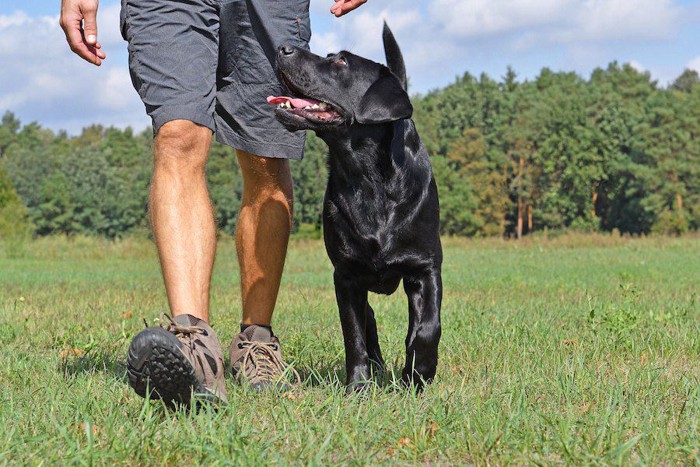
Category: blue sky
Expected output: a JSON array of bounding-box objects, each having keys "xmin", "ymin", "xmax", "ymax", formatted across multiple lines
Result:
[{"xmin": 1, "ymin": 0, "xmax": 699, "ymax": 134}]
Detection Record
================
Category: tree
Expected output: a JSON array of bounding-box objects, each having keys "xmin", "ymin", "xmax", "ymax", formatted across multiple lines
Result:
[
  {"xmin": 672, "ymin": 69, "xmax": 700, "ymax": 93},
  {"xmin": 446, "ymin": 128, "xmax": 508, "ymax": 235},
  {"xmin": 0, "ymin": 111, "xmax": 21, "ymax": 158},
  {"xmin": 291, "ymin": 134, "xmax": 328, "ymax": 234},
  {"xmin": 431, "ymin": 156, "xmax": 481, "ymax": 236},
  {"xmin": 2, "ymin": 59, "xmax": 699, "ymax": 239},
  {"xmin": 0, "ymin": 162, "xmax": 33, "ymax": 241},
  {"xmin": 207, "ymin": 139, "xmax": 242, "ymax": 235}
]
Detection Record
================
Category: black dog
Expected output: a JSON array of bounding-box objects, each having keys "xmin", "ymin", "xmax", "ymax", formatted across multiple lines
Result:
[{"xmin": 269, "ymin": 24, "xmax": 442, "ymax": 391}]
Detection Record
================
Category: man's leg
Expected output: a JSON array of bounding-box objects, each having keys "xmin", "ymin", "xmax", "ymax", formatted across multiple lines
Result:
[
  {"xmin": 120, "ymin": 0, "xmax": 228, "ymax": 405},
  {"xmin": 150, "ymin": 120, "xmax": 216, "ymax": 322},
  {"xmin": 214, "ymin": 0, "xmax": 308, "ymax": 388},
  {"xmin": 127, "ymin": 120, "xmax": 227, "ymax": 406},
  {"xmin": 235, "ymin": 150, "xmax": 293, "ymax": 326},
  {"xmin": 228, "ymin": 150, "xmax": 300, "ymax": 390}
]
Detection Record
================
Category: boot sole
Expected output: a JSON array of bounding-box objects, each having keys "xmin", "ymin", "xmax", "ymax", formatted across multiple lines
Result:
[{"xmin": 127, "ymin": 327, "xmax": 203, "ymax": 407}]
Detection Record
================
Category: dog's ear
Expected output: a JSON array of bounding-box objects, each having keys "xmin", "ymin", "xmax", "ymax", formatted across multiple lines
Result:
[
  {"xmin": 382, "ymin": 22, "xmax": 407, "ymax": 91},
  {"xmin": 355, "ymin": 69, "xmax": 413, "ymax": 124}
]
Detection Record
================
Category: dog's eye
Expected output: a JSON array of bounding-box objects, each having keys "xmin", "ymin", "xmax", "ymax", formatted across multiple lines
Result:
[{"xmin": 336, "ymin": 57, "xmax": 347, "ymax": 67}]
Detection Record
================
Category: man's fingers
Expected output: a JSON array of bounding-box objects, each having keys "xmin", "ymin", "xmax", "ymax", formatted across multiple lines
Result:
[
  {"xmin": 81, "ymin": 5, "xmax": 98, "ymax": 45},
  {"xmin": 93, "ymin": 45, "xmax": 106, "ymax": 59},
  {"xmin": 83, "ymin": 35, "xmax": 106, "ymax": 59},
  {"xmin": 65, "ymin": 24, "xmax": 103, "ymax": 65},
  {"xmin": 330, "ymin": 1, "xmax": 342, "ymax": 16},
  {"xmin": 331, "ymin": 0, "xmax": 367, "ymax": 17},
  {"xmin": 59, "ymin": 0, "xmax": 104, "ymax": 65}
]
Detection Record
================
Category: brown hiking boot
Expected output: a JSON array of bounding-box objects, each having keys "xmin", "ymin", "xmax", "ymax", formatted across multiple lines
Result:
[
  {"xmin": 229, "ymin": 325, "xmax": 301, "ymax": 391},
  {"xmin": 127, "ymin": 314, "xmax": 227, "ymax": 406}
]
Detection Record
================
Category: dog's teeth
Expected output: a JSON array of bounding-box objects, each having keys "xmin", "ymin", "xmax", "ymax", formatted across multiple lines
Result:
[
  {"xmin": 311, "ymin": 104, "xmax": 319, "ymax": 109},
  {"xmin": 285, "ymin": 101, "xmax": 291, "ymax": 108},
  {"xmin": 304, "ymin": 106, "xmax": 312, "ymax": 110},
  {"xmin": 319, "ymin": 102, "xmax": 328, "ymax": 110}
]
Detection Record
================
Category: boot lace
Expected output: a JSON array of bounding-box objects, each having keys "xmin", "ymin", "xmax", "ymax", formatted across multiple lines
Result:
[
  {"xmin": 239, "ymin": 341, "xmax": 301, "ymax": 386},
  {"xmin": 157, "ymin": 314, "xmax": 211, "ymax": 359},
  {"xmin": 161, "ymin": 313, "xmax": 207, "ymax": 337}
]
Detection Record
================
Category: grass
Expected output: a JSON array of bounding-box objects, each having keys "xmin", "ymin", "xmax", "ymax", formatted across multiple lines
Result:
[{"xmin": 1, "ymin": 233, "xmax": 699, "ymax": 464}]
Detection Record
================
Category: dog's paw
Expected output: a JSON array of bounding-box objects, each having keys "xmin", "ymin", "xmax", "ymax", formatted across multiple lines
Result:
[
  {"xmin": 401, "ymin": 368, "xmax": 434, "ymax": 392},
  {"xmin": 345, "ymin": 367, "xmax": 373, "ymax": 394},
  {"xmin": 345, "ymin": 379, "xmax": 373, "ymax": 395}
]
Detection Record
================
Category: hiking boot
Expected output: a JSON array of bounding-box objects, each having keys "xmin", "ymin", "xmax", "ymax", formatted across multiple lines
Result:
[
  {"xmin": 127, "ymin": 314, "xmax": 227, "ymax": 406},
  {"xmin": 229, "ymin": 325, "xmax": 300, "ymax": 391}
]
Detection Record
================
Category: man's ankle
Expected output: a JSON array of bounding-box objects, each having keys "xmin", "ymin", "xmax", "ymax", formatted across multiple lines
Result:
[
  {"xmin": 171, "ymin": 311, "xmax": 210, "ymax": 323},
  {"xmin": 240, "ymin": 323, "xmax": 273, "ymax": 335}
]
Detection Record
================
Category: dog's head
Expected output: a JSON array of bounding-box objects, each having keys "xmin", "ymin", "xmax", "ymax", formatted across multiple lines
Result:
[{"xmin": 269, "ymin": 23, "xmax": 412, "ymax": 132}]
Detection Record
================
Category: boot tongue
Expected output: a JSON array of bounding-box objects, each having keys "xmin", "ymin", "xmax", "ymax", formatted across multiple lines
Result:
[
  {"xmin": 173, "ymin": 314, "xmax": 201, "ymax": 327},
  {"xmin": 247, "ymin": 325, "xmax": 273, "ymax": 343}
]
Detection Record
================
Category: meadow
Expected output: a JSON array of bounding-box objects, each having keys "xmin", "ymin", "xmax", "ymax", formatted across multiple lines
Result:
[{"xmin": 0, "ymin": 234, "xmax": 698, "ymax": 464}]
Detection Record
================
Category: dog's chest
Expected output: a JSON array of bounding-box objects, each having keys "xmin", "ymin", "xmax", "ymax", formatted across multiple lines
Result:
[{"xmin": 324, "ymin": 176, "xmax": 423, "ymax": 271}]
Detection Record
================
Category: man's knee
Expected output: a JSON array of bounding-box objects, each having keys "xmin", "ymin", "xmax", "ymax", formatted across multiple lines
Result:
[
  {"xmin": 237, "ymin": 150, "xmax": 293, "ymax": 205},
  {"xmin": 154, "ymin": 120, "xmax": 212, "ymax": 173}
]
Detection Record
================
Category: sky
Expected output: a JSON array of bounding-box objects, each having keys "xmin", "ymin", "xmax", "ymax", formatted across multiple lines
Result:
[{"xmin": 1, "ymin": 0, "xmax": 699, "ymax": 134}]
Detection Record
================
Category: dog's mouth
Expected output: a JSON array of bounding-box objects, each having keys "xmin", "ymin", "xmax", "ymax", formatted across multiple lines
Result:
[{"xmin": 267, "ymin": 75, "xmax": 345, "ymax": 125}]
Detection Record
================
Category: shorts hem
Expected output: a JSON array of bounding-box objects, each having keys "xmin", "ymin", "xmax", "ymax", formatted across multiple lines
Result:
[
  {"xmin": 215, "ymin": 126, "xmax": 305, "ymax": 160},
  {"xmin": 152, "ymin": 107, "xmax": 216, "ymax": 135}
]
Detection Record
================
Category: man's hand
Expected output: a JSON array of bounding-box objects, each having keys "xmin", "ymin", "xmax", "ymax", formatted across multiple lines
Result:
[
  {"xmin": 60, "ymin": 0, "xmax": 106, "ymax": 66},
  {"xmin": 330, "ymin": 0, "xmax": 367, "ymax": 17}
]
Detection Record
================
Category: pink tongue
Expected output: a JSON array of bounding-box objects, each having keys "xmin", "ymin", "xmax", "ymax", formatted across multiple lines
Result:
[{"xmin": 267, "ymin": 95, "xmax": 322, "ymax": 109}]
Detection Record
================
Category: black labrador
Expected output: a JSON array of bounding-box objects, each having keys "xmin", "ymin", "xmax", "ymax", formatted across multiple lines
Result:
[{"xmin": 269, "ymin": 24, "xmax": 442, "ymax": 391}]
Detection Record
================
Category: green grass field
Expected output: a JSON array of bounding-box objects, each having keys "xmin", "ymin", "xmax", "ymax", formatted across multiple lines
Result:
[{"xmin": 1, "ymin": 234, "xmax": 699, "ymax": 464}]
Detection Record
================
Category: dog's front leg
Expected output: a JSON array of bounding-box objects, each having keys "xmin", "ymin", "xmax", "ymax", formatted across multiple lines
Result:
[
  {"xmin": 365, "ymin": 302, "xmax": 384, "ymax": 371},
  {"xmin": 402, "ymin": 268, "xmax": 442, "ymax": 389},
  {"xmin": 334, "ymin": 270, "xmax": 372, "ymax": 392}
]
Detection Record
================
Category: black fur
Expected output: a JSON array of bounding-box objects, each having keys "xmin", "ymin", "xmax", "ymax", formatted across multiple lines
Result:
[{"xmin": 274, "ymin": 23, "xmax": 442, "ymax": 391}]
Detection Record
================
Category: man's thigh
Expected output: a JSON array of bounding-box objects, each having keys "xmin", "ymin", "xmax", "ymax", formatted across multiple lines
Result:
[
  {"xmin": 215, "ymin": 0, "xmax": 311, "ymax": 160},
  {"xmin": 120, "ymin": 0, "xmax": 219, "ymax": 134}
]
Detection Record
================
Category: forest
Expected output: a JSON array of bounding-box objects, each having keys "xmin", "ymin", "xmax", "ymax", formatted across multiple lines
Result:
[{"xmin": 1, "ymin": 62, "xmax": 699, "ymax": 239}]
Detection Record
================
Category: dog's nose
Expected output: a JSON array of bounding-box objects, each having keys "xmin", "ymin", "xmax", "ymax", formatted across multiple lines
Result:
[{"xmin": 279, "ymin": 45, "xmax": 295, "ymax": 56}]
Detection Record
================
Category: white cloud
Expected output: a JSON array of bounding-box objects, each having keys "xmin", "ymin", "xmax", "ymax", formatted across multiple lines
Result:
[
  {"xmin": 429, "ymin": 0, "xmax": 575, "ymax": 38},
  {"xmin": 308, "ymin": 0, "xmax": 452, "ymax": 92},
  {"xmin": 0, "ymin": 0, "xmax": 695, "ymax": 133},
  {"xmin": 629, "ymin": 60, "xmax": 645, "ymax": 72},
  {"xmin": 428, "ymin": 0, "xmax": 682, "ymax": 44},
  {"xmin": 345, "ymin": 8, "xmax": 420, "ymax": 54},
  {"xmin": 98, "ymin": 67, "xmax": 139, "ymax": 111},
  {"xmin": 310, "ymin": 6, "xmax": 421, "ymax": 57},
  {"xmin": 688, "ymin": 56, "xmax": 700, "ymax": 73},
  {"xmin": 310, "ymin": 31, "xmax": 341, "ymax": 56},
  {"xmin": 307, "ymin": 0, "xmax": 688, "ymax": 94},
  {"xmin": 573, "ymin": 0, "xmax": 681, "ymax": 41},
  {"xmin": 0, "ymin": 10, "xmax": 29, "ymax": 29},
  {"xmin": 95, "ymin": 3, "xmax": 125, "ymax": 47},
  {"xmin": 0, "ymin": 4, "xmax": 148, "ymax": 134}
]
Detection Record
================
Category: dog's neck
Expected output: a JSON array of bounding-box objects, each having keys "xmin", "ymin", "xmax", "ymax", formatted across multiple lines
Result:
[{"xmin": 318, "ymin": 122, "xmax": 400, "ymax": 183}]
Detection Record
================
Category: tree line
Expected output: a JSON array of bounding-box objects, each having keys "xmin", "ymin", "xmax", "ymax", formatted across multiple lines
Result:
[{"xmin": 1, "ymin": 62, "xmax": 699, "ymax": 240}]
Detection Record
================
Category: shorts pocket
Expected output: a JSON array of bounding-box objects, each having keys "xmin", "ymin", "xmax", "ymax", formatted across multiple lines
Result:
[
  {"xmin": 119, "ymin": 0, "xmax": 129, "ymax": 41},
  {"xmin": 295, "ymin": 10, "xmax": 311, "ymax": 46}
]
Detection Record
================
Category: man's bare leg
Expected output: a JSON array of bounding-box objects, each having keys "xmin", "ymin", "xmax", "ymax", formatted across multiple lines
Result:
[
  {"xmin": 235, "ymin": 151, "xmax": 293, "ymax": 326},
  {"xmin": 150, "ymin": 120, "xmax": 216, "ymax": 322},
  {"xmin": 127, "ymin": 119, "xmax": 226, "ymax": 405}
]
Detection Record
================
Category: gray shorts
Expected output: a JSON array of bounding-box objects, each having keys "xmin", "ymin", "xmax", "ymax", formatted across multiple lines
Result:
[{"xmin": 119, "ymin": 0, "xmax": 311, "ymax": 160}]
